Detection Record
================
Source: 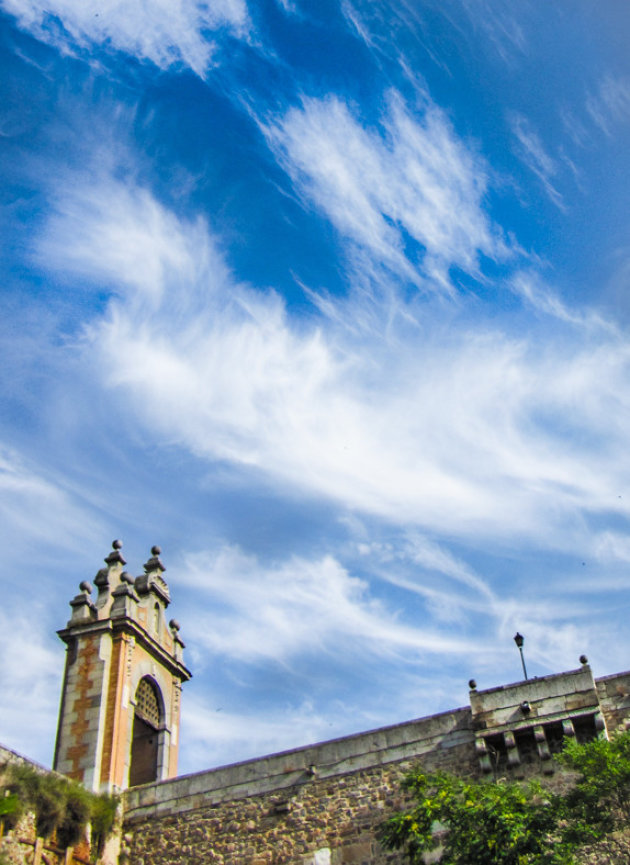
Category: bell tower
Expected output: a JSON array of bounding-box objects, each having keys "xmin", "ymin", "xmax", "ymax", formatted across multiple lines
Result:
[{"xmin": 53, "ymin": 541, "xmax": 192, "ymax": 792}]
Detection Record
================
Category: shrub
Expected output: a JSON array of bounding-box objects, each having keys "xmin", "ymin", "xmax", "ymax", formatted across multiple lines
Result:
[
  {"xmin": 56, "ymin": 782, "xmax": 92, "ymax": 848},
  {"xmin": 89, "ymin": 792, "xmax": 119, "ymax": 859},
  {"xmin": 1, "ymin": 763, "xmax": 118, "ymax": 853}
]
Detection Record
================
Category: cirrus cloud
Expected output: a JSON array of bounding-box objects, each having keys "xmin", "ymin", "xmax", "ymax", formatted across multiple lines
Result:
[
  {"xmin": 32, "ymin": 161, "xmax": 630, "ymax": 563},
  {"xmin": 261, "ymin": 91, "xmax": 508, "ymax": 294},
  {"xmin": 1, "ymin": 0, "xmax": 251, "ymax": 75}
]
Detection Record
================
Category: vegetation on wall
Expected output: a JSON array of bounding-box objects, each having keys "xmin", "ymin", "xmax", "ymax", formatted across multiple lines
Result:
[
  {"xmin": 380, "ymin": 731, "xmax": 630, "ymax": 865},
  {"xmin": 0, "ymin": 763, "xmax": 118, "ymax": 856}
]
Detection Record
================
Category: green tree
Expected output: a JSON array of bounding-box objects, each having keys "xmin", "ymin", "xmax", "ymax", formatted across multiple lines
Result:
[
  {"xmin": 381, "ymin": 730, "xmax": 630, "ymax": 865},
  {"xmin": 557, "ymin": 732, "xmax": 630, "ymax": 844},
  {"xmin": 380, "ymin": 770, "xmax": 574, "ymax": 865}
]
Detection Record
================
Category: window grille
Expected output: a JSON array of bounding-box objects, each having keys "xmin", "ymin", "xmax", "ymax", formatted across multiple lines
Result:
[{"xmin": 135, "ymin": 677, "xmax": 161, "ymax": 728}]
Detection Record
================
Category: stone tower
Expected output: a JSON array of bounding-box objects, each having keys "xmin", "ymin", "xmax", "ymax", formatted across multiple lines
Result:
[{"xmin": 53, "ymin": 541, "xmax": 192, "ymax": 793}]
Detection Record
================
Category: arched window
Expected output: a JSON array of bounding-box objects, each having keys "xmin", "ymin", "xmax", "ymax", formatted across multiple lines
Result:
[
  {"xmin": 129, "ymin": 677, "xmax": 163, "ymax": 787},
  {"xmin": 153, "ymin": 602, "xmax": 160, "ymax": 635}
]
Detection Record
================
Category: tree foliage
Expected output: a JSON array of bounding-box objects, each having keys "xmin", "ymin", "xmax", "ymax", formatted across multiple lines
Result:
[
  {"xmin": 381, "ymin": 731, "xmax": 630, "ymax": 865},
  {"xmin": 556, "ymin": 732, "xmax": 630, "ymax": 845},
  {"xmin": 380, "ymin": 771, "xmax": 572, "ymax": 865}
]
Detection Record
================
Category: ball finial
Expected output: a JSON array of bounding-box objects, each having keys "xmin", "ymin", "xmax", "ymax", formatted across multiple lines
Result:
[
  {"xmin": 151, "ymin": 545, "xmax": 161, "ymax": 556},
  {"xmin": 79, "ymin": 580, "xmax": 93, "ymax": 594},
  {"xmin": 468, "ymin": 679, "xmax": 477, "ymax": 691},
  {"xmin": 579, "ymin": 654, "xmax": 588, "ymax": 665},
  {"xmin": 169, "ymin": 618, "xmax": 180, "ymax": 632},
  {"xmin": 112, "ymin": 539, "xmax": 123, "ymax": 550}
]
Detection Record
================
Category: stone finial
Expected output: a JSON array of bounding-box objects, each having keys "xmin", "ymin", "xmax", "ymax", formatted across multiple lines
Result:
[
  {"xmin": 110, "ymin": 580, "xmax": 140, "ymax": 619},
  {"xmin": 105, "ymin": 539, "xmax": 126, "ymax": 567},
  {"xmin": 121, "ymin": 571, "xmax": 135, "ymax": 585},
  {"xmin": 94, "ymin": 567, "xmax": 109, "ymax": 588},
  {"xmin": 143, "ymin": 545, "xmax": 165, "ymax": 574},
  {"xmin": 136, "ymin": 544, "xmax": 171, "ymax": 605},
  {"xmin": 580, "ymin": 654, "xmax": 588, "ymax": 665},
  {"xmin": 468, "ymin": 679, "xmax": 477, "ymax": 691},
  {"xmin": 69, "ymin": 582, "xmax": 97, "ymax": 625},
  {"xmin": 169, "ymin": 618, "xmax": 185, "ymax": 658}
]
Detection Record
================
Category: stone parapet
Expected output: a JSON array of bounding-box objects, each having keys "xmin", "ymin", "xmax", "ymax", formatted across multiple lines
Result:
[
  {"xmin": 123, "ymin": 706, "xmax": 473, "ymax": 824},
  {"xmin": 595, "ymin": 670, "xmax": 630, "ymax": 734}
]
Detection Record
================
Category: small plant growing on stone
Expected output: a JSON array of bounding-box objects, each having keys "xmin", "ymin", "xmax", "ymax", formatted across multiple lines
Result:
[
  {"xmin": 56, "ymin": 782, "xmax": 92, "ymax": 848},
  {"xmin": 0, "ymin": 790, "xmax": 20, "ymax": 835},
  {"xmin": 1, "ymin": 763, "xmax": 119, "ymax": 854},
  {"xmin": 4, "ymin": 765, "xmax": 67, "ymax": 839},
  {"xmin": 89, "ymin": 792, "xmax": 120, "ymax": 860}
]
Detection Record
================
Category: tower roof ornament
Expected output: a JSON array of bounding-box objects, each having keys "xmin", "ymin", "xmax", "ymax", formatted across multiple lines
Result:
[
  {"xmin": 68, "ymin": 579, "xmax": 97, "ymax": 625},
  {"xmin": 136, "ymin": 544, "xmax": 171, "ymax": 605},
  {"xmin": 105, "ymin": 539, "xmax": 126, "ymax": 567},
  {"xmin": 143, "ymin": 544, "xmax": 165, "ymax": 574}
]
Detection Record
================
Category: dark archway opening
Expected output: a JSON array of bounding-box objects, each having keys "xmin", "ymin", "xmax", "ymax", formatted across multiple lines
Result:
[{"xmin": 129, "ymin": 677, "xmax": 162, "ymax": 787}]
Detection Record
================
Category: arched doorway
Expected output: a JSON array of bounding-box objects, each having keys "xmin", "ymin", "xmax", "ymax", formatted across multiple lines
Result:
[{"xmin": 129, "ymin": 677, "xmax": 163, "ymax": 787}]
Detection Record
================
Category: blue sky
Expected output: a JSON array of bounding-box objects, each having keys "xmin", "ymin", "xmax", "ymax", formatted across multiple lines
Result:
[{"xmin": 1, "ymin": 0, "xmax": 630, "ymax": 775}]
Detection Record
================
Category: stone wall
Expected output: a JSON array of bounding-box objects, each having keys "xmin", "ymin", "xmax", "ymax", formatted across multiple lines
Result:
[
  {"xmin": 122, "ymin": 707, "xmax": 475, "ymax": 865},
  {"xmin": 596, "ymin": 670, "xmax": 630, "ymax": 734},
  {"xmin": 123, "ymin": 762, "xmax": 408, "ymax": 865}
]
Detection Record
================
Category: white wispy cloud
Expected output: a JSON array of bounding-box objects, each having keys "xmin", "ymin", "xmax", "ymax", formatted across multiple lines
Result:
[
  {"xmin": 181, "ymin": 693, "xmax": 341, "ymax": 771},
  {"xmin": 1, "ymin": 0, "xmax": 250, "ymax": 75},
  {"xmin": 509, "ymin": 271, "xmax": 610, "ymax": 329},
  {"xmin": 508, "ymin": 113, "xmax": 565, "ymax": 210},
  {"xmin": 0, "ymin": 444, "xmax": 104, "ymax": 561},
  {"xmin": 31, "ymin": 162, "xmax": 630, "ymax": 563},
  {"xmin": 357, "ymin": 532, "xmax": 496, "ymax": 625},
  {"xmin": 261, "ymin": 90, "xmax": 506, "ymax": 294},
  {"xmin": 340, "ymin": 0, "xmax": 377, "ymax": 50},
  {"xmin": 0, "ymin": 610, "xmax": 61, "ymax": 765},
  {"xmin": 586, "ymin": 76, "xmax": 630, "ymax": 137},
  {"xmin": 179, "ymin": 545, "xmax": 473, "ymax": 663},
  {"xmin": 560, "ymin": 107, "xmax": 590, "ymax": 149},
  {"xmin": 181, "ymin": 665, "xmax": 477, "ymax": 771},
  {"xmin": 343, "ymin": 0, "xmax": 528, "ymax": 73},
  {"xmin": 463, "ymin": 0, "xmax": 527, "ymax": 64}
]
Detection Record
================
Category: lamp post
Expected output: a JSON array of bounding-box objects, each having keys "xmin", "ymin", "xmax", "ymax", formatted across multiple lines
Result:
[{"xmin": 514, "ymin": 632, "xmax": 528, "ymax": 680}]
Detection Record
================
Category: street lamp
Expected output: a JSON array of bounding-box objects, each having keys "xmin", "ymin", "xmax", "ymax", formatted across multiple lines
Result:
[{"xmin": 514, "ymin": 632, "xmax": 528, "ymax": 680}]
